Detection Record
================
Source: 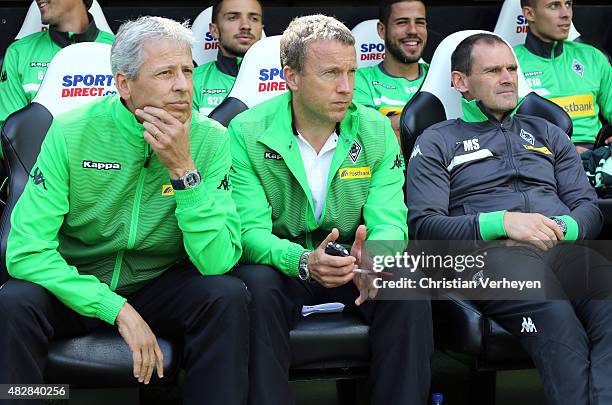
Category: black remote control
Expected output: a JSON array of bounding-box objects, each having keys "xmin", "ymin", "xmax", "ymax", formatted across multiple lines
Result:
[{"xmin": 325, "ymin": 242, "xmax": 349, "ymax": 257}]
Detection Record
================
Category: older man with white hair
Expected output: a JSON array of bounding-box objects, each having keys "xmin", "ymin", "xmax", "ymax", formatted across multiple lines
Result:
[
  {"xmin": 230, "ymin": 14, "xmax": 432, "ymax": 405},
  {"xmin": 0, "ymin": 16, "xmax": 248, "ymax": 405}
]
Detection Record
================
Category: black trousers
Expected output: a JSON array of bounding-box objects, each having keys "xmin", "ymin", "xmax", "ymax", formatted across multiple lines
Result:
[
  {"xmin": 0, "ymin": 263, "xmax": 250, "ymax": 405},
  {"xmin": 233, "ymin": 264, "xmax": 433, "ymax": 405},
  {"xmin": 475, "ymin": 245, "xmax": 612, "ymax": 405}
]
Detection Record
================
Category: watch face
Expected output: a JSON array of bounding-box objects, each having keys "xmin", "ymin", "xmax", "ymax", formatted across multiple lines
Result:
[
  {"xmin": 185, "ymin": 171, "xmax": 201, "ymax": 188},
  {"xmin": 298, "ymin": 266, "xmax": 308, "ymax": 281}
]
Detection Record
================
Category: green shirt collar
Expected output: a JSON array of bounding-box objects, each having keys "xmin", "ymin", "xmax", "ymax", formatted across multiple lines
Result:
[
  {"xmin": 257, "ymin": 92, "xmax": 361, "ymax": 152},
  {"xmin": 460, "ymin": 97, "xmax": 524, "ymax": 123}
]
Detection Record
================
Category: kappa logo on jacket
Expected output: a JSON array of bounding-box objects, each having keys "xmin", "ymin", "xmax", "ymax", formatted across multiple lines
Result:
[
  {"xmin": 82, "ymin": 160, "xmax": 122, "ymax": 170},
  {"xmin": 264, "ymin": 151, "xmax": 283, "ymax": 160}
]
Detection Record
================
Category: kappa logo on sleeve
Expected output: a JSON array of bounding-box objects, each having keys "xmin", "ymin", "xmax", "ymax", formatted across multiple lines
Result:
[
  {"xmin": 0, "ymin": 70, "xmax": 7, "ymax": 83},
  {"xmin": 391, "ymin": 154, "xmax": 404, "ymax": 169},
  {"xmin": 31, "ymin": 167, "xmax": 47, "ymax": 190},
  {"xmin": 217, "ymin": 175, "xmax": 230, "ymax": 190},
  {"xmin": 82, "ymin": 160, "xmax": 122, "ymax": 170}
]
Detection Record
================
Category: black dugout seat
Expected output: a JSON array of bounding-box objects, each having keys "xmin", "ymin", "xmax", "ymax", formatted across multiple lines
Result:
[{"xmin": 400, "ymin": 30, "xmax": 573, "ymax": 404}]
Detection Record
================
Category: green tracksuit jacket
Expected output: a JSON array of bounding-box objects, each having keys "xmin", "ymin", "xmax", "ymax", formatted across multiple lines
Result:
[
  {"xmin": 192, "ymin": 53, "xmax": 241, "ymax": 116},
  {"xmin": 353, "ymin": 62, "xmax": 428, "ymax": 116},
  {"xmin": 514, "ymin": 32, "xmax": 612, "ymax": 145},
  {"xmin": 7, "ymin": 95, "xmax": 242, "ymax": 325},
  {"xmin": 0, "ymin": 16, "xmax": 114, "ymax": 128},
  {"xmin": 229, "ymin": 91, "xmax": 408, "ymax": 277}
]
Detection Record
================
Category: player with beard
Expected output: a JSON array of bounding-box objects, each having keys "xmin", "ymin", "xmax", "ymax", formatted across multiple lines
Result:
[
  {"xmin": 353, "ymin": 0, "xmax": 428, "ymax": 151},
  {"xmin": 192, "ymin": 0, "xmax": 263, "ymax": 115},
  {"xmin": 0, "ymin": 0, "xmax": 114, "ymax": 132}
]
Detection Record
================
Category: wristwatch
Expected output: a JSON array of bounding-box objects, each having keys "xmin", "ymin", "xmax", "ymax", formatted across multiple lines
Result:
[
  {"xmin": 170, "ymin": 169, "xmax": 201, "ymax": 190},
  {"xmin": 551, "ymin": 217, "xmax": 567, "ymax": 236},
  {"xmin": 298, "ymin": 251, "xmax": 311, "ymax": 281}
]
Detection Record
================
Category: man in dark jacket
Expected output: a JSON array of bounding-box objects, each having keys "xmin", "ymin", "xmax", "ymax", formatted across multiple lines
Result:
[{"xmin": 407, "ymin": 33, "xmax": 612, "ymax": 405}]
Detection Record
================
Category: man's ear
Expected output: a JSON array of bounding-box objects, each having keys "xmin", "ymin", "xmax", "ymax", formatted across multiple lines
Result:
[
  {"xmin": 522, "ymin": 6, "xmax": 536, "ymax": 24},
  {"xmin": 209, "ymin": 22, "xmax": 219, "ymax": 40},
  {"xmin": 376, "ymin": 20, "xmax": 385, "ymax": 41},
  {"xmin": 114, "ymin": 71, "xmax": 131, "ymax": 101},
  {"xmin": 284, "ymin": 66, "xmax": 299, "ymax": 92},
  {"xmin": 451, "ymin": 70, "xmax": 469, "ymax": 93}
]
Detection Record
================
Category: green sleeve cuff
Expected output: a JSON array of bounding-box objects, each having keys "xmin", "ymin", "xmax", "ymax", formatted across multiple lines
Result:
[
  {"xmin": 96, "ymin": 290, "xmax": 128, "ymax": 325},
  {"xmin": 280, "ymin": 244, "xmax": 309, "ymax": 277},
  {"xmin": 478, "ymin": 210, "xmax": 508, "ymax": 240},
  {"xmin": 174, "ymin": 182, "xmax": 207, "ymax": 209},
  {"xmin": 553, "ymin": 215, "xmax": 579, "ymax": 240}
]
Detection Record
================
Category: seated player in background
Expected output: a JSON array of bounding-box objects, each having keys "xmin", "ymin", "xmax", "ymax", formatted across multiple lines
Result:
[
  {"xmin": 192, "ymin": 0, "xmax": 263, "ymax": 115},
  {"xmin": 353, "ymin": 0, "xmax": 429, "ymax": 150},
  {"xmin": 514, "ymin": 0, "xmax": 612, "ymax": 152},
  {"xmin": 0, "ymin": 0, "xmax": 114, "ymax": 130}
]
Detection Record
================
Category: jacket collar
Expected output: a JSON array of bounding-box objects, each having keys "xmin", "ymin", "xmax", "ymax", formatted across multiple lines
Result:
[
  {"xmin": 49, "ymin": 13, "xmax": 100, "ymax": 48},
  {"xmin": 524, "ymin": 31, "xmax": 564, "ymax": 58},
  {"xmin": 215, "ymin": 52, "xmax": 242, "ymax": 77},
  {"xmin": 378, "ymin": 61, "xmax": 425, "ymax": 80},
  {"xmin": 460, "ymin": 97, "xmax": 524, "ymax": 125},
  {"xmin": 113, "ymin": 95, "xmax": 147, "ymax": 147},
  {"xmin": 257, "ymin": 92, "xmax": 361, "ymax": 218},
  {"xmin": 257, "ymin": 92, "xmax": 360, "ymax": 156}
]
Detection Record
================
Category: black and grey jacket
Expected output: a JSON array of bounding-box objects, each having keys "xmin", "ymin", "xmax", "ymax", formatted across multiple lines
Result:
[{"xmin": 406, "ymin": 98, "xmax": 602, "ymax": 241}]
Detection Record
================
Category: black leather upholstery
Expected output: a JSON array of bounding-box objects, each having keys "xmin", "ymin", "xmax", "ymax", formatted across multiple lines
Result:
[
  {"xmin": 517, "ymin": 92, "xmax": 573, "ymax": 137},
  {"xmin": 290, "ymin": 313, "xmax": 370, "ymax": 369},
  {"xmin": 399, "ymin": 91, "xmax": 446, "ymax": 160},
  {"xmin": 0, "ymin": 102, "xmax": 53, "ymax": 282},
  {"xmin": 208, "ymin": 97, "xmax": 248, "ymax": 127},
  {"xmin": 45, "ymin": 330, "xmax": 181, "ymax": 386}
]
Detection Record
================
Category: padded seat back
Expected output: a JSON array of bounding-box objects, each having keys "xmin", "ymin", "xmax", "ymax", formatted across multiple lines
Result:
[
  {"xmin": 493, "ymin": 0, "xmax": 579, "ymax": 47},
  {"xmin": 15, "ymin": 0, "xmax": 113, "ymax": 39},
  {"xmin": 208, "ymin": 35, "xmax": 284, "ymax": 126},
  {"xmin": 400, "ymin": 30, "xmax": 535, "ymax": 156},
  {"xmin": 191, "ymin": 6, "xmax": 266, "ymax": 67},
  {"xmin": 0, "ymin": 42, "xmax": 115, "ymax": 280},
  {"xmin": 352, "ymin": 19, "xmax": 385, "ymax": 68}
]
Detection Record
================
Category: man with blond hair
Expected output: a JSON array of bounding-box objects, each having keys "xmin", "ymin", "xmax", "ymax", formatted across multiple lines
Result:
[{"xmin": 230, "ymin": 14, "xmax": 432, "ymax": 405}]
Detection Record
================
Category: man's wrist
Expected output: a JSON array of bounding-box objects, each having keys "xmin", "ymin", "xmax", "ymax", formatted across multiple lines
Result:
[{"xmin": 168, "ymin": 161, "xmax": 196, "ymax": 180}]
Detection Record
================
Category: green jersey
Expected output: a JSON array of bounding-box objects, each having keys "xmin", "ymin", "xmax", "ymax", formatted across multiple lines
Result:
[
  {"xmin": 7, "ymin": 95, "xmax": 242, "ymax": 324},
  {"xmin": 0, "ymin": 17, "xmax": 114, "ymax": 127},
  {"xmin": 229, "ymin": 92, "xmax": 408, "ymax": 276},
  {"xmin": 514, "ymin": 32, "xmax": 612, "ymax": 145},
  {"xmin": 192, "ymin": 53, "xmax": 241, "ymax": 116},
  {"xmin": 353, "ymin": 62, "xmax": 429, "ymax": 116}
]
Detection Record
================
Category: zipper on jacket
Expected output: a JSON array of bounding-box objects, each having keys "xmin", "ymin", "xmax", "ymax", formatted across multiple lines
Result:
[
  {"xmin": 110, "ymin": 146, "xmax": 149, "ymax": 290},
  {"xmin": 109, "ymin": 250, "xmax": 125, "ymax": 291},
  {"xmin": 501, "ymin": 123, "xmax": 528, "ymax": 211}
]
